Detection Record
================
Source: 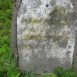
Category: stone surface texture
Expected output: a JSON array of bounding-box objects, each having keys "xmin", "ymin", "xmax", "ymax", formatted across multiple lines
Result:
[{"xmin": 17, "ymin": 0, "xmax": 76, "ymax": 74}]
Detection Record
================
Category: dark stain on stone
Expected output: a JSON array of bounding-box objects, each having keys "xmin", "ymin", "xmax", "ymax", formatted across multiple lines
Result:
[
  {"xmin": 25, "ymin": 53, "xmax": 29, "ymax": 57},
  {"xmin": 46, "ymin": 4, "xmax": 49, "ymax": 7},
  {"xmin": 44, "ymin": 70, "xmax": 48, "ymax": 73},
  {"xmin": 66, "ymin": 51, "xmax": 71, "ymax": 56},
  {"xmin": 68, "ymin": 45, "xmax": 71, "ymax": 49},
  {"xmin": 58, "ymin": 40, "xmax": 68, "ymax": 48},
  {"xmin": 46, "ymin": 36, "xmax": 52, "ymax": 40}
]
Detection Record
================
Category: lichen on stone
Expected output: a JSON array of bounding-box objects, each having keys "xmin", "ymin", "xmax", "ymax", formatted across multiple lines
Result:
[
  {"xmin": 47, "ymin": 5, "xmax": 75, "ymax": 26},
  {"xmin": 21, "ymin": 18, "xmax": 45, "ymax": 24},
  {"xmin": 24, "ymin": 34, "xmax": 47, "ymax": 40},
  {"xmin": 46, "ymin": 5, "xmax": 75, "ymax": 43},
  {"xmin": 21, "ymin": 5, "xmax": 75, "ymax": 44},
  {"xmin": 51, "ymin": 34, "xmax": 69, "ymax": 43}
]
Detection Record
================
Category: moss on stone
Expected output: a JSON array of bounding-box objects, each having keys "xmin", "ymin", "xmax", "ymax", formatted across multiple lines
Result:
[
  {"xmin": 51, "ymin": 34, "xmax": 69, "ymax": 43},
  {"xmin": 21, "ymin": 18, "xmax": 44, "ymax": 24},
  {"xmin": 24, "ymin": 34, "xmax": 47, "ymax": 40},
  {"xmin": 47, "ymin": 5, "xmax": 75, "ymax": 26},
  {"xmin": 22, "ymin": 5, "xmax": 75, "ymax": 43},
  {"xmin": 46, "ymin": 5, "xmax": 75, "ymax": 43}
]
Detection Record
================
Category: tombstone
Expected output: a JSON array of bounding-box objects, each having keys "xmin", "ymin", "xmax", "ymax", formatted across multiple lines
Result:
[{"xmin": 12, "ymin": 0, "xmax": 77, "ymax": 74}]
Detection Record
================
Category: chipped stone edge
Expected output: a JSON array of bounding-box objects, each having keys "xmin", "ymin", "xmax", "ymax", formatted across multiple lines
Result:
[{"xmin": 11, "ymin": 0, "xmax": 22, "ymax": 66}]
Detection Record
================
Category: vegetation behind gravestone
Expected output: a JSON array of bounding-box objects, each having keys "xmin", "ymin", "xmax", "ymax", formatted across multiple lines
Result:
[{"xmin": 0, "ymin": 0, "xmax": 77, "ymax": 77}]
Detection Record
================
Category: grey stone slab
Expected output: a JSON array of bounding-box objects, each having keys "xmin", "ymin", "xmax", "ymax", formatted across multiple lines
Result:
[{"xmin": 12, "ymin": 0, "xmax": 77, "ymax": 74}]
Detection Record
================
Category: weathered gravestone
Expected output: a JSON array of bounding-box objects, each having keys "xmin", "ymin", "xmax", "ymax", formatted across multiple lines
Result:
[{"xmin": 12, "ymin": 0, "xmax": 77, "ymax": 74}]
